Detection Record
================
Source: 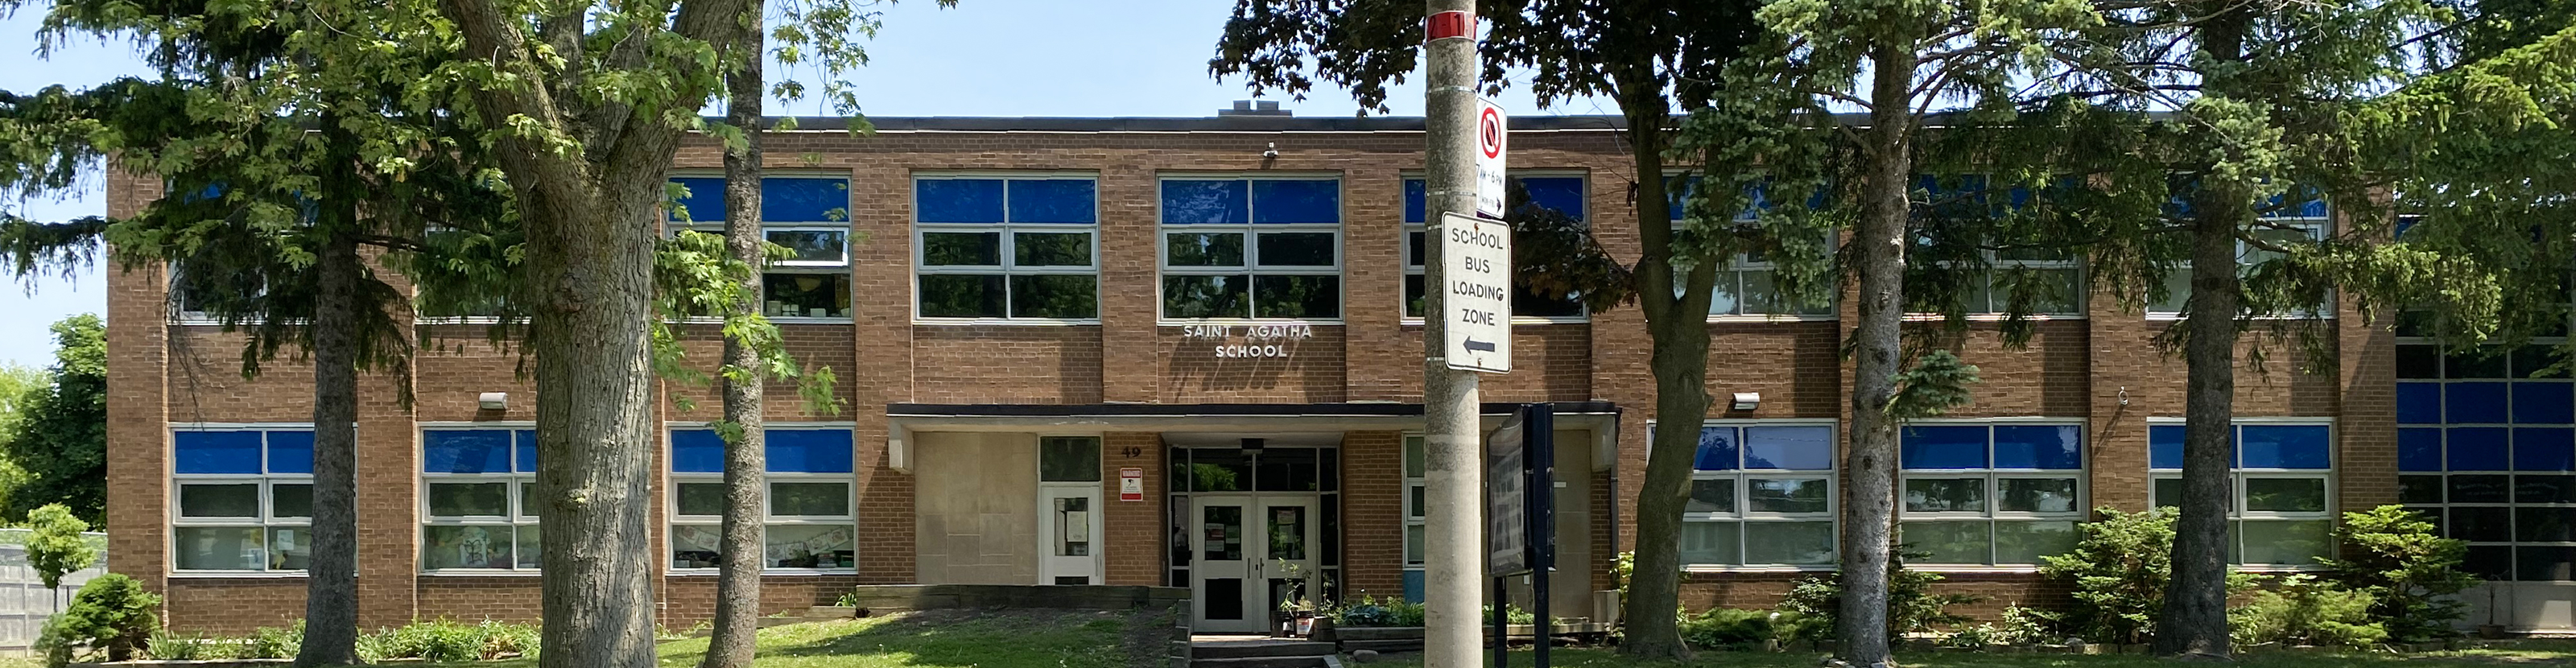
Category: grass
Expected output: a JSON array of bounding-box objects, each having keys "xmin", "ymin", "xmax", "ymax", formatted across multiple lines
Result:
[
  {"xmin": 1362, "ymin": 645, "xmax": 2576, "ymax": 668},
  {"xmin": 411, "ymin": 608, "xmax": 1144, "ymax": 668}
]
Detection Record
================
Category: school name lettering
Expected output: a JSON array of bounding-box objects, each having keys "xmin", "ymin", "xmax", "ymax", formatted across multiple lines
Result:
[{"xmin": 1181, "ymin": 324, "xmax": 1315, "ymax": 359}]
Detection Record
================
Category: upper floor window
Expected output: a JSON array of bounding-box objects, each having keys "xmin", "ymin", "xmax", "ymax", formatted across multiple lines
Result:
[
  {"xmin": 914, "ymin": 175, "xmax": 1100, "ymax": 321},
  {"xmin": 1159, "ymin": 177, "xmax": 1341, "ymax": 320},
  {"xmin": 2149, "ymin": 420, "xmax": 2335, "ymax": 567},
  {"xmin": 1676, "ymin": 422, "xmax": 1838, "ymax": 567},
  {"xmin": 421, "ymin": 427, "xmax": 540, "ymax": 571},
  {"xmin": 1897, "ymin": 423, "xmax": 2085, "ymax": 566},
  {"xmin": 1402, "ymin": 175, "xmax": 1587, "ymax": 320},
  {"xmin": 172, "ymin": 426, "xmax": 314, "ymax": 572},
  {"xmin": 668, "ymin": 426, "xmax": 857, "ymax": 571},
  {"xmin": 2395, "ymin": 341, "xmax": 2576, "ymax": 581},
  {"xmin": 1910, "ymin": 175, "xmax": 2084, "ymax": 317},
  {"xmin": 1667, "ymin": 175, "xmax": 1835, "ymax": 319},
  {"xmin": 667, "ymin": 175, "xmax": 853, "ymax": 320},
  {"xmin": 2148, "ymin": 191, "xmax": 2330, "ymax": 317}
]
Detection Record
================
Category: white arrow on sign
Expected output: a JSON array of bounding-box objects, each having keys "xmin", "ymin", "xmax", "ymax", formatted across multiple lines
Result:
[{"xmin": 1441, "ymin": 212, "xmax": 1512, "ymax": 373}]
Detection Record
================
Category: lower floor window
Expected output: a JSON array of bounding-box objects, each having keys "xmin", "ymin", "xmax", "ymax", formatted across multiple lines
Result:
[
  {"xmin": 173, "ymin": 427, "xmax": 313, "ymax": 572},
  {"xmin": 1681, "ymin": 423, "xmax": 1838, "ymax": 566},
  {"xmin": 2150, "ymin": 422, "xmax": 2336, "ymax": 565},
  {"xmin": 764, "ymin": 272, "xmax": 852, "ymax": 319},
  {"xmin": 669, "ymin": 480, "xmax": 857, "ymax": 570}
]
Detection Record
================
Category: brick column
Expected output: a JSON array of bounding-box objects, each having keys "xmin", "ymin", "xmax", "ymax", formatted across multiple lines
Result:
[
  {"xmin": 2087, "ymin": 284, "xmax": 2162, "ymax": 514},
  {"xmin": 1341, "ymin": 169, "xmax": 1407, "ymax": 402},
  {"xmin": 356, "ymin": 249, "xmax": 419, "ymax": 627},
  {"xmin": 1098, "ymin": 165, "xmax": 1161, "ymax": 403},
  {"xmin": 1340, "ymin": 431, "xmax": 1405, "ymax": 599},
  {"xmin": 2337, "ymin": 299, "xmax": 2399, "ymax": 511},
  {"xmin": 1101, "ymin": 432, "xmax": 1166, "ymax": 586},
  {"xmin": 105, "ymin": 169, "xmax": 171, "ymax": 594},
  {"xmin": 844, "ymin": 159, "xmax": 917, "ymax": 583}
]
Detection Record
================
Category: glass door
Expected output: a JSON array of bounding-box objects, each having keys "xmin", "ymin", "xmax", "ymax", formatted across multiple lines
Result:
[{"xmin": 1191, "ymin": 497, "xmax": 1261, "ymax": 633}]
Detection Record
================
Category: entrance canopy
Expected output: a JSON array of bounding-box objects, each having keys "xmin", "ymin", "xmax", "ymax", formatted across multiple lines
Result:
[{"xmin": 884, "ymin": 402, "xmax": 1621, "ymax": 473}]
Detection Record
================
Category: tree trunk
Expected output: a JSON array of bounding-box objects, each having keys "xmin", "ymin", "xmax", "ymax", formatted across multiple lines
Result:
[
  {"xmin": 528, "ymin": 187, "xmax": 665, "ymax": 668},
  {"xmin": 295, "ymin": 125, "xmax": 362, "ymax": 667},
  {"xmin": 699, "ymin": 27, "xmax": 768, "ymax": 668},
  {"xmin": 2154, "ymin": 5, "xmax": 2251, "ymax": 658},
  {"xmin": 1618, "ymin": 84, "xmax": 1717, "ymax": 662},
  {"xmin": 1839, "ymin": 35, "xmax": 1914, "ymax": 668}
]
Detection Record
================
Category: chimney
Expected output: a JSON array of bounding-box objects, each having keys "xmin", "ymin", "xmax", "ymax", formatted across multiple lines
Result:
[{"xmin": 1218, "ymin": 100, "xmax": 1292, "ymax": 118}]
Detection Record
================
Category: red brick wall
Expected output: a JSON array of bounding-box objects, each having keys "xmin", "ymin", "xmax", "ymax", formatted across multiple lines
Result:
[
  {"xmin": 165, "ymin": 579, "xmax": 307, "ymax": 634},
  {"xmin": 910, "ymin": 327, "xmax": 1104, "ymax": 404},
  {"xmin": 414, "ymin": 576, "xmax": 545, "ymax": 625},
  {"xmin": 1159, "ymin": 326, "xmax": 1348, "ymax": 403},
  {"xmin": 1100, "ymin": 432, "xmax": 1166, "ymax": 587},
  {"xmin": 1340, "ymin": 431, "xmax": 1406, "ymax": 600}
]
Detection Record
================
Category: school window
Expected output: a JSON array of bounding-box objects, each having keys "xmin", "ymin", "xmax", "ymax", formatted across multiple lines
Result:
[
  {"xmin": 2148, "ymin": 192, "xmax": 2330, "ymax": 316},
  {"xmin": 668, "ymin": 426, "xmax": 857, "ymax": 571},
  {"xmin": 1158, "ymin": 176, "xmax": 1342, "ymax": 320},
  {"xmin": 1663, "ymin": 175, "xmax": 1834, "ymax": 318},
  {"xmin": 1896, "ymin": 423, "xmax": 2086, "ymax": 566},
  {"xmin": 1402, "ymin": 435, "xmax": 1428, "ymax": 599},
  {"xmin": 1401, "ymin": 175, "xmax": 1587, "ymax": 320},
  {"xmin": 1679, "ymin": 423, "xmax": 1838, "ymax": 567},
  {"xmin": 171, "ymin": 427, "xmax": 314, "ymax": 572},
  {"xmin": 2395, "ymin": 341, "xmax": 2576, "ymax": 581},
  {"xmin": 420, "ymin": 427, "xmax": 540, "ymax": 571},
  {"xmin": 914, "ymin": 175, "xmax": 1101, "ymax": 320},
  {"xmin": 1911, "ymin": 175, "xmax": 2083, "ymax": 316},
  {"xmin": 667, "ymin": 175, "xmax": 853, "ymax": 319},
  {"xmin": 2149, "ymin": 421, "xmax": 2336, "ymax": 566}
]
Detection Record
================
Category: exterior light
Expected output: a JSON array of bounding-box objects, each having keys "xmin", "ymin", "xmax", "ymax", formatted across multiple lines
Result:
[
  {"xmin": 478, "ymin": 392, "xmax": 508, "ymax": 410},
  {"xmin": 1730, "ymin": 392, "xmax": 1760, "ymax": 411}
]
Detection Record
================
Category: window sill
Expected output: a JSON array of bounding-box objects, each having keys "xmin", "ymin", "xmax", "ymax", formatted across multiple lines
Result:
[
  {"xmin": 1680, "ymin": 565, "xmax": 1837, "ymax": 574},
  {"xmin": 668, "ymin": 316, "xmax": 856, "ymax": 325},
  {"xmin": 171, "ymin": 571, "xmax": 308, "ymax": 579},
  {"xmin": 1902, "ymin": 314, "xmax": 2087, "ymax": 323},
  {"xmin": 1706, "ymin": 315, "xmax": 1837, "ymax": 324},
  {"xmin": 666, "ymin": 568, "xmax": 857, "ymax": 577},
  {"xmin": 2145, "ymin": 313, "xmax": 2334, "ymax": 322},
  {"xmin": 914, "ymin": 318, "xmax": 1103, "ymax": 327},
  {"xmin": 1909, "ymin": 565, "xmax": 2044, "ymax": 574},
  {"xmin": 419, "ymin": 570, "xmax": 542, "ymax": 577},
  {"xmin": 1399, "ymin": 318, "xmax": 1593, "ymax": 326},
  {"xmin": 1158, "ymin": 319, "xmax": 1344, "ymax": 327},
  {"xmin": 417, "ymin": 316, "xmax": 507, "ymax": 325}
]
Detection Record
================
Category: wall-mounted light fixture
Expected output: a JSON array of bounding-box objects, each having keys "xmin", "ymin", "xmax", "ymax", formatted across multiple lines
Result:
[
  {"xmin": 478, "ymin": 392, "xmax": 508, "ymax": 410},
  {"xmin": 1730, "ymin": 392, "xmax": 1761, "ymax": 411},
  {"xmin": 1241, "ymin": 437, "xmax": 1265, "ymax": 456}
]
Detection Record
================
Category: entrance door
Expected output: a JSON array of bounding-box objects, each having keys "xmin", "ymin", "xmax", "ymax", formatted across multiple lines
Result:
[
  {"xmin": 1038, "ymin": 485, "xmax": 1101, "ymax": 585},
  {"xmin": 1191, "ymin": 496, "xmax": 1319, "ymax": 633}
]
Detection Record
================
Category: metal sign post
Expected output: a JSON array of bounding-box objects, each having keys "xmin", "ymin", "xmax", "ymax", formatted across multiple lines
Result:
[{"xmin": 1484, "ymin": 405, "xmax": 1554, "ymax": 668}]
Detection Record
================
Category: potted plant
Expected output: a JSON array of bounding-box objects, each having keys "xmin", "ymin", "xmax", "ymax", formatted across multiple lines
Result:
[{"xmin": 1272, "ymin": 559, "xmax": 1318, "ymax": 637}]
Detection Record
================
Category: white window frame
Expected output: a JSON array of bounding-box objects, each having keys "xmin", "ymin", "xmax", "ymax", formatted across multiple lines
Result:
[
  {"xmin": 1657, "ymin": 419, "xmax": 1840, "ymax": 572},
  {"xmin": 665, "ymin": 172, "xmax": 854, "ymax": 323},
  {"xmin": 912, "ymin": 172, "xmax": 1103, "ymax": 325},
  {"xmin": 1155, "ymin": 173, "xmax": 1344, "ymax": 324},
  {"xmin": 1654, "ymin": 171, "xmax": 1839, "ymax": 323},
  {"xmin": 1402, "ymin": 435, "xmax": 1427, "ymax": 571},
  {"xmin": 419, "ymin": 423, "xmax": 540, "ymax": 574},
  {"xmin": 170, "ymin": 423, "xmax": 315, "ymax": 576},
  {"xmin": 2148, "ymin": 417, "xmax": 2338, "ymax": 570},
  {"xmin": 2146, "ymin": 202, "xmax": 2333, "ymax": 320},
  {"xmin": 1894, "ymin": 418, "xmax": 2089, "ymax": 571},
  {"xmin": 1400, "ymin": 170, "xmax": 1591, "ymax": 325},
  {"xmin": 665, "ymin": 422, "xmax": 859, "ymax": 575}
]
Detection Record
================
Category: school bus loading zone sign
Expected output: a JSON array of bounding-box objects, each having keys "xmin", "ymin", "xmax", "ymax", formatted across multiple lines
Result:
[{"xmin": 1440, "ymin": 212, "xmax": 1511, "ymax": 373}]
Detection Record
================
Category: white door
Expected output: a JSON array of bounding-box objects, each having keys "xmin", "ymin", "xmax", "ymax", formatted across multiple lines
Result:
[
  {"xmin": 1038, "ymin": 485, "xmax": 1102, "ymax": 585},
  {"xmin": 1191, "ymin": 496, "xmax": 1320, "ymax": 633}
]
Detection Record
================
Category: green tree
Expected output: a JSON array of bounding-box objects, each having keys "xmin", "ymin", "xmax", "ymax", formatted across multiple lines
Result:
[
  {"xmin": 24, "ymin": 503, "xmax": 97, "ymax": 611},
  {"xmin": 0, "ymin": 315, "xmax": 103, "ymax": 525},
  {"xmin": 1210, "ymin": 2, "xmax": 1766, "ymax": 657},
  {"xmin": 0, "ymin": 362, "xmax": 48, "ymax": 513}
]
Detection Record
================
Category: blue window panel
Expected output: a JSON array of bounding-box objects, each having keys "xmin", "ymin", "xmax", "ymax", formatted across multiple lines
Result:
[
  {"xmin": 265, "ymin": 431, "xmax": 314, "ymax": 475},
  {"xmin": 1899, "ymin": 426, "xmax": 1988, "ymax": 470},
  {"xmin": 1993, "ymin": 425, "xmax": 2083, "ymax": 469},
  {"xmin": 2450, "ymin": 383, "xmax": 2511, "ymax": 423},
  {"xmin": 1666, "ymin": 175, "xmax": 1700, "ymax": 221},
  {"xmin": 1517, "ymin": 177, "xmax": 1586, "ymax": 221},
  {"xmin": 424, "ymin": 430, "xmax": 514, "ymax": 475},
  {"xmin": 1162, "ymin": 179, "xmax": 1248, "ymax": 224},
  {"xmin": 916, "ymin": 179, "xmax": 1005, "ymax": 223},
  {"xmin": 1250, "ymin": 180, "xmax": 1340, "ymax": 224},
  {"xmin": 2396, "ymin": 382, "xmax": 2444, "ymax": 424},
  {"xmin": 2240, "ymin": 425, "xmax": 2330, "ymax": 469},
  {"xmin": 1693, "ymin": 427, "xmax": 1738, "ymax": 472},
  {"xmin": 1402, "ymin": 570, "xmax": 1425, "ymax": 603},
  {"xmin": 768, "ymin": 429, "xmax": 856, "ymax": 474},
  {"xmin": 1402, "ymin": 179, "xmax": 1426, "ymax": 224},
  {"xmin": 2260, "ymin": 189, "xmax": 2328, "ymax": 219},
  {"xmin": 763, "ymin": 178, "xmax": 848, "ymax": 222},
  {"xmin": 175, "ymin": 431, "xmax": 265, "ymax": 475},
  {"xmin": 1744, "ymin": 426, "xmax": 1834, "ymax": 471},
  {"xmin": 2515, "ymin": 383, "xmax": 2575, "ymax": 424},
  {"xmin": 2400, "ymin": 428, "xmax": 2444, "ymax": 472},
  {"xmin": 515, "ymin": 430, "xmax": 538, "ymax": 473},
  {"xmin": 2448, "ymin": 427, "xmax": 2512, "ymax": 471},
  {"xmin": 671, "ymin": 429, "xmax": 727, "ymax": 473},
  {"xmin": 2516, "ymin": 427, "xmax": 2576, "ymax": 471},
  {"xmin": 668, "ymin": 177, "xmax": 726, "ymax": 223},
  {"xmin": 1006, "ymin": 179, "xmax": 1096, "ymax": 224},
  {"xmin": 2149, "ymin": 425, "xmax": 2185, "ymax": 470}
]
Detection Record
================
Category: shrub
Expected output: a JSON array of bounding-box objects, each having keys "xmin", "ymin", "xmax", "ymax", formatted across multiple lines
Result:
[
  {"xmin": 246, "ymin": 621, "xmax": 303, "ymax": 659},
  {"xmin": 1388, "ymin": 599, "xmax": 1426, "ymax": 627},
  {"xmin": 1777, "ymin": 547, "xmax": 1978, "ymax": 642},
  {"xmin": 1943, "ymin": 623, "xmax": 2000, "ymax": 649},
  {"xmin": 35, "ymin": 572, "xmax": 159, "ymax": 666},
  {"xmin": 147, "ymin": 633, "xmax": 229, "ymax": 661},
  {"xmin": 1679, "ymin": 608, "xmax": 1809, "ymax": 649},
  {"xmin": 2320, "ymin": 505, "xmax": 2482, "ymax": 642},
  {"xmin": 1992, "ymin": 604, "xmax": 2062, "ymax": 645},
  {"xmin": 2037, "ymin": 507, "xmax": 2262, "ymax": 645},
  {"xmin": 2232, "ymin": 575, "xmax": 2388, "ymax": 648},
  {"xmin": 1326, "ymin": 595, "xmax": 1401, "ymax": 627},
  {"xmin": 357, "ymin": 619, "xmax": 539, "ymax": 662}
]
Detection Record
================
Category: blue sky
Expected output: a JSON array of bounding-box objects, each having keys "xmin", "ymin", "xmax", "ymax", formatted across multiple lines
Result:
[{"xmin": 0, "ymin": 0, "xmax": 1613, "ymax": 367}]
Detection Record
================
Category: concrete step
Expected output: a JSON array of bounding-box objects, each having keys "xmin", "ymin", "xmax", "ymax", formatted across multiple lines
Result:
[
  {"xmin": 1188, "ymin": 656, "xmax": 1333, "ymax": 668},
  {"xmin": 1191, "ymin": 638, "xmax": 1336, "ymax": 659}
]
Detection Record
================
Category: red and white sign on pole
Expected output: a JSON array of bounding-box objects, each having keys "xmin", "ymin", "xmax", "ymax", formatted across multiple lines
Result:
[{"xmin": 1474, "ymin": 98, "xmax": 1508, "ymax": 218}]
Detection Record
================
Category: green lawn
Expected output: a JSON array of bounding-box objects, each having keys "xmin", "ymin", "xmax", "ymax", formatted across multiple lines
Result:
[
  {"xmin": 1360, "ymin": 645, "xmax": 2576, "ymax": 668},
  {"xmin": 419, "ymin": 608, "xmax": 1150, "ymax": 668}
]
